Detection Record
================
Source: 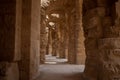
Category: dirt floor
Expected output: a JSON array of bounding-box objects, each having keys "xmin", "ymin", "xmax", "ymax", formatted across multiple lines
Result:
[{"xmin": 35, "ymin": 55, "xmax": 85, "ymax": 80}]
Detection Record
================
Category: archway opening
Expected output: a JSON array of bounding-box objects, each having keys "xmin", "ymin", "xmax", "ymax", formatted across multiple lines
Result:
[
  {"xmin": 37, "ymin": 0, "xmax": 86, "ymax": 80},
  {"xmin": 40, "ymin": 0, "xmax": 86, "ymax": 65}
]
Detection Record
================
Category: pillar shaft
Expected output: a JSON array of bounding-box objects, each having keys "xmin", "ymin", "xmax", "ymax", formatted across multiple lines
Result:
[
  {"xmin": 40, "ymin": 12, "xmax": 47, "ymax": 64},
  {"xmin": 59, "ymin": 22, "xmax": 66, "ymax": 58},
  {"xmin": 46, "ymin": 28, "xmax": 52, "ymax": 55},
  {"xmin": 75, "ymin": 0, "xmax": 85, "ymax": 64},
  {"xmin": 68, "ymin": 11, "xmax": 76, "ymax": 64},
  {"xmin": 0, "ymin": 0, "xmax": 21, "ymax": 80},
  {"xmin": 51, "ymin": 29, "xmax": 57, "ymax": 56},
  {"xmin": 98, "ymin": 1, "xmax": 120, "ymax": 80},
  {"xmin": 83, "ymin": 0, "xmax": 119, "ymax": 80},
  {"xmin": 20, "ymin": 0, "xmax": 40, "ymax": 80},
  {"xmin": 83, "ymin": 0, "xmax": 103, "ymax": 79}
]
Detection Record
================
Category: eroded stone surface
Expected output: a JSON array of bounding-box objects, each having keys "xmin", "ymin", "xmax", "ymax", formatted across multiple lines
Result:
[{"xmin": 0, "ymin": 62, "xmax": 19, "ymax": 80}]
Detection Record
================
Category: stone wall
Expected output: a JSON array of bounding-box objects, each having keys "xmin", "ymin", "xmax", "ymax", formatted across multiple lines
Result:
[
  {"xmin": 40, "ymin": 9, "xmax": 48, "ymax": 64},
  {"xmin": 68, "ymin": 10, "xmax": 77, "ymax": 64},
  {"xmin": 75, "ymin": 0, "xmax": 85, "ymax": 64},
  {"xmin": 0, "ymin": 62, "xmax": 19, "ymax": 80},
  {"xmin": 83, "ymin": 0, "xmax": 120, "ymax": 80},
  {"xmin": 30, "ymin": 0, "xmax": 40, "ymax": 79},
  {"xmin": 20, "ymin": 0, "xmax": 40, "ymax": 80},
  {"xmin": 58, "ymin": 21, "xmax": 67, "ymax": 58},
  {"xmin": 116, "ymin": 0, "xmax": 120, "ymax": 18},
  {"xmin": 0, "ymin": 0, "xmax": 16, "ymax": 61},
  {"xmin": 67, "ymin": 0, "xmax": 85, "ymax": 64},
  {"xmin": 0, "ymin": 0, "xmax": 20, "ymax": 80}
]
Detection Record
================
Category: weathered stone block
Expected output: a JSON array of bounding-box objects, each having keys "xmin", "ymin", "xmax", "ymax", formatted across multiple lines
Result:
[
  {"xmin": 103, "ymin": 17, "xmax": 113, "ymax": 27},
  {"xmin": 99, "ymin": 49, "xmax": 120, "ymax": 62},
  {"xmin": 86, "ymin": 50, "xmax": 99, "ymax": 57},
  {"xmin": 0, "ymin": 62, "xmax": 19, "ymax": 80},
  {"xmin": 84, "ymin": 39, "xmax": 98, "ymax": 50},
  {"xmin": 0, "ymin": 0, "xmax": 20, "ymax": 62},
  {"xmin": 83, "ymin": 0, "xmax": 97, "ymax": 10},
  {"xmin": 83, "ymin": 8, "xmax": 105, "ymax": 38},
  {"xmin": 84, "ymin": 57, "xmax": 99, "ymax": 80},
  {"xmin": 98, "ymin": 38, "xmax": 120, "ymax": 49},
  {"xmin": 84, "ymin": 16, "xmax": 101, "ymax": 30},
  {"xmin": 99, "ymin": 62, "xmax": 120, "ymax": 80},
  {"xmin": 99, "ymin": 61, "xmax": 120, "ymax": 80},
  {"xmin": 83, "ymin": 7, "xmax": 106, "ymax": 26},
  {"xmin": 84, "ymin": 27, "xmax": 103, "ymax": 38},
  {"xmin": 99, "ymin": 48, "xmax": 120, "ymax": 80}
]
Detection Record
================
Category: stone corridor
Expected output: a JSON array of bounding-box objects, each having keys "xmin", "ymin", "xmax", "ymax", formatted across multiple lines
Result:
[
  {"xmin": 35, "ymin": 55, "xmax": 84, "ymax": 80},
  {"xmin": 0, "ymin": 0, "xmax": 120, "ymax": 80},
  {"xmin": 35, "ymin": 55, "xmax": 85, "ymax": 80}
]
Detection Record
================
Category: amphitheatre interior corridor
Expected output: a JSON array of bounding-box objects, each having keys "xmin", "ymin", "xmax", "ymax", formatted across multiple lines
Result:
[
  {"xmin": 0, "ymin": 0, "xmax": 120, "ymax": 80},
  {"xmin": 35, "ymin": 55, "xmax": 85, "ymax": 80}
]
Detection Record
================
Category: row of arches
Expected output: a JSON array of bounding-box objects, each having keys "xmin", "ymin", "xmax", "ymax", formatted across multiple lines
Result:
[{"xmin": 0, "ymin": 0, "xmax": 120, "ymax": 80}]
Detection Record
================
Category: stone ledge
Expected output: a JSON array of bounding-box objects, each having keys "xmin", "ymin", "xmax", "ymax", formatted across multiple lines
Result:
[{"xmin": 98, "ymin": 38, "xmax": 120, "ymax": 49}]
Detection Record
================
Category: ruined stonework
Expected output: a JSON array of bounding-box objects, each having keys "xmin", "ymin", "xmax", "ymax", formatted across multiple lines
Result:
[
  {"xmin": 0, "ymin": 62, "xmax": 19, "ymax": 80},
  {"xmin": 40, "ymin": 8, "xmax": 48, "ymax": 64},
  {"xmin": 44, "ymin": 0, "xmax": 86, "ymax": 64},
  {"xmin": 1, "ymin": 0, "xmax": 120, "ymax": 80},
  {"xmin": 98, "ymin": 38, "xmax": 120, "ymax": 80},
  {"xmin": 83, "ymin": 0, "xmax": 120, "ymax": 80},
  {"xmin": 0, "ymin": 0, "xmax": 16, "ymax": 61},
  {"xmin": 68, "ymin": 9, "xmax": 77, "ymax": 64},
  {"xmin": 58, "ymin": 22, "xmax": 67, "ymax": 58},
  {"xmin": 83, "ymin": 7, "xmax": 103, "ymax": 80},
  {"xmin": 99, "ymin": 1, "xmax": 120, "ymax": 80},
  {"xmin": 0, "ymin": 0, "xmax": 20, "ymax": 80}
]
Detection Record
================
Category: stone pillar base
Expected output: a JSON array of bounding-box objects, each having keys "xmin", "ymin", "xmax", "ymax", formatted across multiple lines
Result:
[{"xmin": 0, "ymin": 62, "xmax": 19, "ymax": 80}]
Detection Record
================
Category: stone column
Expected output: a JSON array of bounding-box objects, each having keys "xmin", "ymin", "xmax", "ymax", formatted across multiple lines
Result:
[
  {"xmin": 0, "ymin": 0, "xmax": 21, "ymax": 80},
  {"xmin": 68, "ymin": 10, "xmax": 77, "ymax": 64},
  {"xmin": 98, "ymin": 0, "xmax": 120, "ymax": 80},
  {"xmin": 63, "ymin": 13, "xmax": 69, "ymax": 59},
  {"xmin": 83, "ymin": 0, "xmax": 103, "ymax": 79},
  {"xmin": 55, "ymin": 23, "xmax": 61, "ymax": 57},
  {"xmin": 75, "ymin": 0, "xmax": 85, "ymax": 64},
  {"xmin": 51, "ymin": 28, "xmax": 57, "ymax": 56},
  {"xmin": 59, "ymin": 22, "xmax": 66, "ymax": 58},
  {"xmin": 19, "ymin": 0, "xmax": 40, "ymax": 80},
  {"xmin": 67, "ymin": 1, "xmax": 84, "ymax": 64},
  {"xmin": 83, "ymin": 0, "xmax": 119, "ymax": 80},
  {"xmin": 46, "ymin": 27, "xmax": 53, "ymax": 55},
  {"xmin": 40, "ymin": 12, "xmax": 47, "ymax": 64}
]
